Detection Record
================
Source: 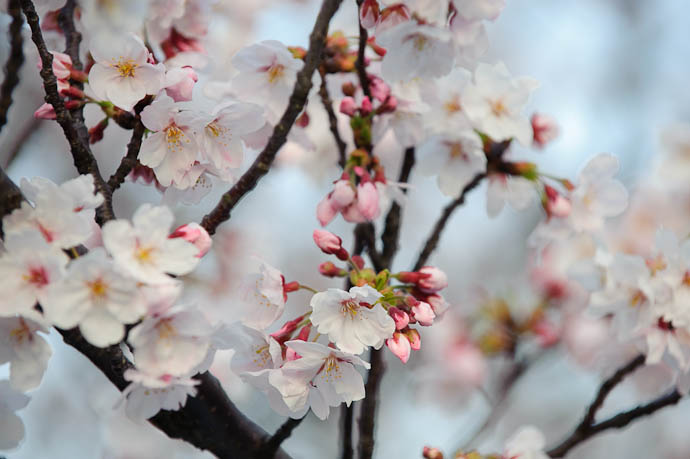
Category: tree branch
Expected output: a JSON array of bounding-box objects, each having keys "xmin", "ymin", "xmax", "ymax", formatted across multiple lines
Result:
[
  {"xmin": 318, "ymin": 71, "xmax": 347, "ymax": 168},
  {"xmin": 412, "ymin": 172, "xmax": 486, "ymax": 271},
  {"xmin": 354, "ymin": 0, "xmax": 371, "ymax": 100},
  {"xmin": 358, "ymin": 347, "xmax": 385, "ymax": 459},
  {"xmin": 200, "ymin": 0, "xmax": 343, "ymax": 235},
  {"xmin": 108, "ymin": 118, "xmax": 145, "ymax": 191},
  {"xmin": 258, "ymin": 417, "xmax": 305, "ymax": 458},
  {"xmin": 0, "ymin": 0, "xmax": 24, "ymax": 136},
  {"xmin": 20, "ymin": 0, "xmax": 114, "ymax": 223},
  {"xmin": 546, "ymin": 354, "xmax": 679, "ymax": 458},
  {"xmin": 380, "ymin": 147, "xmax": 415, "ymax": 265}
]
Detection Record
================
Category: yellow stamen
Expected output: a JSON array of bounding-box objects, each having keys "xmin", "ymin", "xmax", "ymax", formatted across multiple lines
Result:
[
  {"xmin": 111, "ymin": 57, "xmax": 138, "ymax": 78},
  {"xmin": 267, "ymin": 64, "xmax": 285, "ymax": 84}
]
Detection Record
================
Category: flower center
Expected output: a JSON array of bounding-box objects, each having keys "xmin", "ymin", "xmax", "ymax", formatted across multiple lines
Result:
[
  {"xmin": 158, "ymin": 319, "xmax": 177, "ymax": 339},
  {"xmin": 319, "ymin": 354, "xmax": 342, "ymax": 383},
  {"xmin": 444, "ymin": 98, "xmax": 462, "ymax": 115},
  {"xmin": 340, "ymin": 300, "xmax": 359, "ymax": 318},
  {"xmin": 112, "ymin": 58, "xmax": 138, "ymax": 78},
  {"xmin": 413, "ymin": 35, "xmax": 428, "ymax": 51},
  {"xmin": 448, "ymin": 142, "xmax": 466, "ymax": 159},
  {"xmin": 252, "ymin": 344, "xmax": 271, "ymax": 367},
  {"xmin": 10, "ymin": 319, "xmax": 31, "ymax": 343},
  {"xmin": 135, "ymin": 245, "xmax": 155, "ymax": 264},
  {"xmin": 165, "ymin": 124, "xmax": 188, "ymax": 152},
  {"xmin": 490, "ymin": 99, "xmax": 508, "ymax": 117},
  {"xmin": 23, "ymin": 266, "xmax": 49, "ymax": 287},
  {"xmin": 267, "ymin": 64, "xmax": 285, "ymax": 84},
  {"xmin": 87, "ymin": 278, "xmax": 109, "ymax": 300}
]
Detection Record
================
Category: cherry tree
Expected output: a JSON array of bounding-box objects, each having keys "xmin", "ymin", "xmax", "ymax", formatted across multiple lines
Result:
[{"xmin": 0, "ymin": 0, "xmax": 689, "ymax": 458}]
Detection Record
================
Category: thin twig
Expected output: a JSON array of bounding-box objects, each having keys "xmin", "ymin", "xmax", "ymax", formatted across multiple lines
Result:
[
  {"xmin": 200, "ymin": 0, "xmax": 344, "ymax": 235},
  {"xmin": 108, "ymin": 118, "xmax": 145, "ymax": 191},
  {"xmin": 0, "ymin": 0, "xmax": 25, "ymax": 136},
  {"xmin": 412, "ymin": 172, "xmax": 486, "ymax": 271},
  {"xmin": 20, "ymin": 0, "xmax": 114, "ymax": 223},
  {"xmin": 355, "ymin": 0, "xmax": 371, "ymax": 99},
  {"xmin": 318, "ymin": 71, "xmax": 347, "ymax": 168},
  {"xmin": 259, "ymin": 417, "xmax": 305, "ymax": 458},
  {"xmin": 547, "ymin": 389, "xmax": 682, "ymax": 458},
  {"xmin": 380, "ymin": 147, "xmax": 415, "ymax": 265},
  {"xmin": 545, "ymin": 354, "xmax": 671, "ymax": 458}
]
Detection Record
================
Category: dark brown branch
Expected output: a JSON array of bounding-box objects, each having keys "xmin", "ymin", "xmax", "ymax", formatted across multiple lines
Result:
[
  {"xmin": 358, "ymin": 347, "xmax": 385, "ymax": 459},
  {"xmin": 355, "ymin": 0, "xmax": 371, "ymax": 100},
  {"xmin": 57, "ymin": 0, "xmax": 83, "ymax": 73},
  {"xmin": 547, "ymin": 389, "xmax": 682, "ymax": 458},
  {"xmin": 20, "ymin": 0, "xmax": 114, "ymax": 223},
  {"xmin": 258, "ymin": 417, "xmax": 305, "ymax": 458},
  {"xmin": 546, "ymin": 354, "xmax": 674, "ymax": 458},
  {"xmin": 200, "ymin": 0, "xmax": 343, "ymax": 235},
  {"xmin": 0, "ymin": 167, "xmax": 293, "ymax": 459},
  {"xmin": 412, "ymin": 172, "xmax": 486, "ymax": 271},
  {"xmin": 0, "ymin": 0, "xmax": 24, "ymax": 136},
  {"xmin": 380, "ymin": 147, "xmax": 415, "ymax": 265},
  {"xmin": 318, "ymin": 71, "xmax": 347, "ymax": 168},
  {"xmin": 340, "ymin": 404, "xmax": 354, "ymax": 459},
  {"xmin": 108, "ymin": 118, "xmax": 145, "ymax": 191}
]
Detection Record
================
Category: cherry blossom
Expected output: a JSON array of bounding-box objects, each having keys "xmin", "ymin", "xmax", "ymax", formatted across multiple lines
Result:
[
  {"xmin": 121, "ymin": 369, "xmax": 199, "ymax": 421},
  {"xmin": 101, "ymin": 204, "xmax": 199, "ymax": 284},
  {"xmin": 42, "ymin": 248, "xmax": 146, "ymax": 347},
  {"xmin": 0, "ymin": 315, "xmax": 52, "ymax": 391},
  {"xmin": 268, "ymin": 340, "xmax": 370, "ymax": 420},
  {"xmin": 88, "ymin": 33, "xmax": 165, "ymax": 111},
  {"xmin": 463, "ymin": 62, "xmax": 539, "ymax": 146},
  {"xmin": 453, "ymin": 0, "xmax": 506, "ymax": 21},
  {"xmin": 317, "ymin": 180, "xmax": 382, "ymax": 226},
  {"xmin": 168, "ymin": 223, "xmax": 212, "ymax": 258},
  {"xmin": 139, "ymin": 93, "xmax": 199, "ymax": 187},
  {"xmin": 417, "ymin": 131, "xmax": 486, "ymax": 197},
  {"xmin": 127, "ymin": 304, "xmax": 214, "ymax": 377},
  {"xmin": 503, "ymin": 425, "xmax": 549, "ymax": 459},
  {"xmin": 0, "ymin": 381, "xmax": 30, "ymax": 450},
  {"xmin": 377, "ymin": 21, "xmax": 455, "ymax": 82},
  {"xmin": 237, "ymin": 261, "xmax": 289, "ymax": 330},
  {"xmin": 191, "ymin": 100, "xmax": 265, "ymax": 170},
  {"xmin": 231, "ymin": 40, "xmax": 304, "ymax": 114},
  {"xmin": 4, "ymin": 175, "xmax": 103, "ymax": 249},
  {"xmin": 421, "ymin": 67, "xmax": 473, "ymax": 135},
  {"xmin": 486, "ymin": 174, "xmax": 536, "ymax": 217},
  {"xmin": 163, "ymin": 66, "xmax": 198, "ymax": 102},
  {"xmin": 0, "ymin": 230, "xmax": 68, "ymax": 317},
  {"xmin": 310, "ymin": 285, "xmax": 395, "ymax": 354}
]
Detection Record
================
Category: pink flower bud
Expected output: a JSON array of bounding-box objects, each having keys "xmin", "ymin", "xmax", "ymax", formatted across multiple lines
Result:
[
  {"xmin": 164, "ymin": 66, "xmax": 198, "ymax": 102},
  {"xmin": 360, "ymin": 0, "xmax": 380, "ymax": 29},
  {"xmin": 360, "ymin": 96, "xmax": 373, "ymax": 116},
  {"xmin": 423, "ymin": 446, "xmax": 444, "ymax": 459},
  {"xmin": 339, "ymin": 96, "xmax": 357, "ymax": 116},
  {"xmin": 319, "ymin": 261, "xmax": 347, "ymax": 277},
  {"xmin": 411, "ymin": 301, "xmax": 435, "ymax": 326},
  {"xmin": 351, "ymin": 255, "xmax": 365, "ymax": 270},
  {"xmin": 316, "ymin": 195, "xmax": 338, "ymax": 227},
  {"xmin": 40, "ymin": 51, "xmax": 72, "ymax": 80},
  {"xmin": 543, "ymin": 184, "xmax": 571, "ymax": 218},
  {"xmin": 332, "ymin": 180, "xmax": 356, "ymax": 208},
  {"xmin": 169, "ymin": 223, "xmax": 212, "ymax": 257},
  {"xmin": 386, "ymin": 332, "xmax": 411, "ymax": 363},
  {"xmin": 397, "ymin": 271, "xmax": 430, "ymax": 284},
  {"xmin": 295, "ymin": 324, "xmax": 311, "ymax": 341},
  {"xmin": 404, "ymin": 328, "xmax": 421, "ymax": 350},
  {"xmin": 417, "ymin": 266, "xmax": 448, "ymax": 293},
  {"xmin": 34, "ymin": 103, "xmax": 56, "ymax": 120},
  {"xmin": 388, "ymin": 307, "xmax": 409, "ymax": 330},
  {"xmin": 425, "ymin": 294, "xmax": 449, "ymax": 317},
  {"xmin": 378, "ymin": 95, "xmax": 397, "ymax": 114},
  {"xmin": 531, "ymin": 113, "xmax": 559, "ymax": 148},
  {"xmin": 356, "ymin": 182, "xmax": 380, "ymax": 220},
  {"xmin": 377, "ymin": 4, "xmax": 410, "ymax": 34},
  {"xmin": 270, "ymin": 314, "xmax": 304, "ymax": 344},
  {"xmin": 296, "ymin": 111, "xmax": 310, "ymax": 128},
  {"xmin": 313, "ymin": 229, "xmax": 349, "ymax": 260},
  {"xmin": 369, "ymin": 75, "xmax": 390, "ymax": 102},
  {"xmin": 88, "ymin": 118, "xmax": 108, "ymax": 144},
  {"xmin": 283, "ymin": 281, "xmax": 300, "ymax": 294},
  {"xmin": 534, "ymin": 319, "xmax": 560, "ymax": 348}
]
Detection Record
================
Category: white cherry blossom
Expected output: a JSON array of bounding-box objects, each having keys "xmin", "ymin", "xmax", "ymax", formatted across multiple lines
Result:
[
  {"xmin": 377, "ymin": 21, "xmax": 455, "ymax": 82},
  {"xmin": 42, "ymin": 248, "xmax": 146, "ymax": 347},
  {"xmin": 0, "ymin": 315, "xmax": 52, "ymax": 391},
  {"xmin": 0, "ymin": 230, "xmax": 68, "ymax": 317},
  {"xmin": 238, "ymin": 261, "xmax": 287, "ymax": 330},
  {"xmin": 88, "ymin": 33, "xmax": 165, "ymax": 111},
  {"xmin": 463, "ymin": 61, "xmax": 539, "ymax": 146},
  {"xmin": 127, "ymin": 304, "xmax": 214, "ymax": 377},
  {"xmin": 486, "ymin": 174, "xmax": 536, "ymax": 217},
  {"xmin": 504, "ymin": 425, "xmax": 549, "ymax": 459},
  {"xmin": 231, "ymin": 40, "xmax": 304, "ymax": 114},
  {"xmin": 139, "ymin": 93, "xmax": 199, "ymax": 187},
  {"xmin": 121, "ymin": 369, "xmax": 199, "ymax": 421},
  {"xmin": 421, "ymin": 67, "xmax": 473, "ymax": 135},
  {"xmin": 0, "ymin": 381, "xmax": 30, "ymax": 450},
  {"xmin": 453, "ymin": 0, "xmax": 506, "ymax": 21},
  {"xmin": 269, "ymin": 340, "xmax": 370, "ymax": 420},
  {"xmin": 417, "ymin": 131, "xmax": 486, "ymax": 197},
  {"xmin": 102, "ymin": 204, "xmax": 199, "ymax": 284},
  {"xmin": 310, "ymin": 285, "xmax": 395, "ymax": 355}
]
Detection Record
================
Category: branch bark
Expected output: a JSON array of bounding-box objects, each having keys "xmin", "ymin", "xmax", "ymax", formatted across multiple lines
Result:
[
  {"xmin": 380, "ymin": 147, "xmax": 415, "ymax": 265},
  {"xmin": 318, "ymin": 71, "xmax": 347, "ymax": 168},
  {"xmin": 412, "ymin": 172, "xmax": 486, "ymax": 271},
  {"xmin": 354, "ymin": 0, "xmax": 371, "ymax": 100},
  {"xmin": 108, "ymin": 118, "xmax": 145, "ymax": 191},
  {"xmin": 0, "ymin": 0, "xmax": 24, "ymax": 136},
  {"xmin": 200, "ymin": 0, "xmax": 343, "ymax": 235},
  {"xmin": 546, "ymin": 354, "xmax": 681, "ymax": 458},
  {"xmin": 20, "ymin": 0, "xmax": 114, "ymax": 224}
]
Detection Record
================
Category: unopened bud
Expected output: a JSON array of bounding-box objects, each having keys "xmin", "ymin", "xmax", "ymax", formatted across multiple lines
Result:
[
  {"xmin": 360, "ymin": 96, "xmax": 373, "ymax": 116},
  {"xmin": 359, "ymin": 0, "xmax": 380, "ymax": 29},
  {"xmin": 313, "ymin": 229, "xmax": 349, "ymax": 261},
  {"xmin": 34, "ymin": 103, "xmax": 56, "ymax": 120},
  {"xmin": 403, "ymin": 328, "xmax": 421, "ymax": 350},
  {"xmin": 388, "ymin": 307, "xmax": 409, "ymax": 330},
  {"xmin": 342, "ymin": 82, "xmax": 356, "ymax": 97},
  {"xmin": 422, "ymin": 446, "xmax": 444, "ymax": 459},
  {"xmin": 386, "ymin": 332, "xmax": 411, "ymax": 363},
  {"xmin": 340, "ymin": 97, "xmax": 357, "ymax": 116},
  {"xmin": 417, "ymin": 266, "xmax": 448, "ymax": 293},
  {"xmin": 531, "ymin": 113, "xmax": 559, "ymax": 148},
  {"xmin": 88, "ymin": 118, "xmax": 108, "ymax": 144},
  {"xmin": 169, "ymin": 222, "xmax": 212, "ymax": 258},
  {"xmin": 319, "ymin": 262, "xmax": 347, "ymax": 277}
]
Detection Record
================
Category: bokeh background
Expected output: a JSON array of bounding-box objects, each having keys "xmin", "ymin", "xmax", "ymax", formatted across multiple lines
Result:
[{"xmin": 2, "ymin": 0, "xmax": 690, "ymax": 457}]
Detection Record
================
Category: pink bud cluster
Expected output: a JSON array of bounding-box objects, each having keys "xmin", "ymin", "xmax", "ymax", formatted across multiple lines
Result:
[
  {"xmin": 317, "ymin": 170, "xmax": 382, "ymax": 226},
  {"xmin": 385, "ymin": 267, "xmax": 449, "ymax": 363},
  {"xmin": 34, "ymin": 52, "xmax": 88, "ymax": 120}
]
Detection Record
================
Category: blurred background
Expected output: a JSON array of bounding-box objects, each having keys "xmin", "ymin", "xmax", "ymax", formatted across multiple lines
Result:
[{"xmin": 2, "ymin": 0, "xmax": 690, "ymax": 458}]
